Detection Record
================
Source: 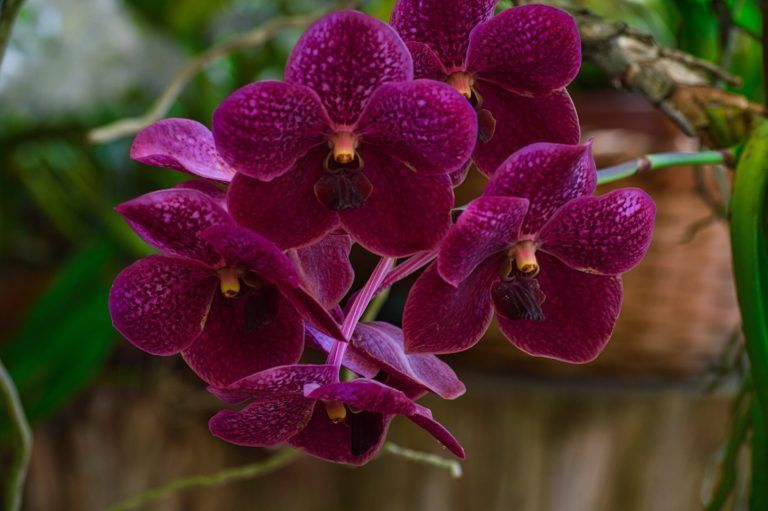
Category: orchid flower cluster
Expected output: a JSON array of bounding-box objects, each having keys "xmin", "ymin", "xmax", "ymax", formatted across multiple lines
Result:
[{"xmin": 109, "ymin": 1, "xmax": 656, "ymax": 465}]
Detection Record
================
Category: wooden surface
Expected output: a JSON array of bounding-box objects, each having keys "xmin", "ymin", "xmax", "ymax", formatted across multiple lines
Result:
[{"xmin": 22, "ymin": 363, "xmax": 735, "ymax": 511}]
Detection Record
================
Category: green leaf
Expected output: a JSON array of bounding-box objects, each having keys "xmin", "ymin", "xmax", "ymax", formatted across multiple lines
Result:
[{"xmin": 1, "ymin": 241, "xmax": 118, "ymax": 429}]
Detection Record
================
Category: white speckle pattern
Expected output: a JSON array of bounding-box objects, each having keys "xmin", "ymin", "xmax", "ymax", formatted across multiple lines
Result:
[{"xmin": 285, "ymin": 11, "xmax": 413, "ymax": 125}]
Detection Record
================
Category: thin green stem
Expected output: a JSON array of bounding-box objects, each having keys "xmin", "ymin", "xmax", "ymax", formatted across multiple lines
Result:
[
  {"xmin": 383, "ymin": 443, "xmax": 463, "ymax": 479},
  {"xmin": 729, "ymin": 120, "xmax": 768, "ymax": 510},
  {"xmin": 705, "ymin": 393, "xmax": 752, "ymax": 511},
  {"xmin": 104, "ymin": 449, "xmax": 301, "ymax": 511},
  {"xmin": 0, "ymin": 357, "xmax": 32, "ymax": 511},
  {"xmin": 0, "ymin": 0, "xmax": 26, "ymax": 71},
  {"xmin": 362, "ymin": 288, "xmax": 390, "ymax": 322},
  {"xmin": 596, "ymin": 149, "xmax": 735, "ymax": 185},
  {"xmin": 104, "ymin": 442, "xmax": 461, "ymax": 511}
]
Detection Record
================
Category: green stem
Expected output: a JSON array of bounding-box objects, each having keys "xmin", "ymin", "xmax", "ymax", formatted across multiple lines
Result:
[
  {"xmin": 104, "ymin": 442, "xmax": 461, "ymax": 511},
  {"xmin": 596, "ymin": 149, "xmax": 735, "ymax": 185},
  {"xmin": 104, "ymin": 449, "xmax": 301, "ymax": 511},
  {"xmin": 383, "ymin": 443, "xmax": 463, "ymax": 479},
  {"xmin": 729, "ymin": 120, "xmax": 768, "ymax": 510},
  {"xmin": 0, "ymin": 357, "xmax": 32, "ymax": 511},
  {"xmin": 0, "ymin": 0, "xmax": 26, "ymax": 71},
  {"xmin": 362, "ymin": 288, "xmax": 391, "ymax": 322},
  {"xmin": 705, "ymin": 392, "xmax": 752, "ymax": 511}
]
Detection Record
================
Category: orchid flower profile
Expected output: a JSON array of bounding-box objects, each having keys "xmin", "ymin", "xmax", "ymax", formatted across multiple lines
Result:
[
  {"xmin": 403, "ymin": 143, "xmax": 656, "ymax": 362},
  {"xmin": 391, "ymin": 1, "xmax": 581, "ymax": 180},
  {"xmin": 108, "ymin": 186, "xmax": 345, "ymax": 386},
  {"xmin": 208, "ymin": 363, "xmax": 463, "ymax": 465}
]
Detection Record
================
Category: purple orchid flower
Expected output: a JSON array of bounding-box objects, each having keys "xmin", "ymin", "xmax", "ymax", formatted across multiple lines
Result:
[
  {"xmin": 208, "ymin": 363, "xmax": 464, "ymax": 465},
  {"xmin": 108, "ymin": 186, "xmax": 348, "ymax": 387},
  {"xmin": 402, "ymin": 142, "xmax": 656, "ymax": 363},
  {"xmin": 391, "ymin": 1, "xmax": 581, "ymax": 180},
  {"xmin": 218, "ymin": 10, "xmax": 478, "ymax": 257}
]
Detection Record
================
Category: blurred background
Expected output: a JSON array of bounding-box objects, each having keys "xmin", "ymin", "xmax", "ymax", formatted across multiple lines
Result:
[{"xmin": 0, "ymin": 0, "xmax": 763, "ymax": 509}]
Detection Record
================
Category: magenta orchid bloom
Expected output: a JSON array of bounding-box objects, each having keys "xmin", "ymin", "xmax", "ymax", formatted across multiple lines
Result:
[
  {"xmin": 219, "ymin": 10, "xmax": 478, "ymax": 257},
  {"xmin": 208, "ymin": 364, "xmax": 464, "ymax": 465},
  {"xmin": 108, "ymin": 187, "xmax": 347, "ymax": 387},
  {"xmin": 391, "ymin": 1, "xmax": 581, "ymax": 180},
  {"xmin": 403, "ymin": 143, "xmax": 656, "ymax": 363}
]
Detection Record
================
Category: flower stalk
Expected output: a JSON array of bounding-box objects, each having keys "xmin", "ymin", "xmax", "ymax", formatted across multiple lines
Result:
[
  {"xmin": 0, "ymin": 357, "xmax": 32, "ymax": 511},
  {"xmin": 596, "ymin": 148, "xmax": 736, "ymax": 185},
  {"xmin": 327, "ymin": 257, "xmax": 395, "ymax": 370}
]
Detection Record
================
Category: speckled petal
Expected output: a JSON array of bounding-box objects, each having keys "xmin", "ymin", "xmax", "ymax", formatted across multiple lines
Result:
[
  {"xmin": 199, "ymin": 225, "xmax": 300, "ymax": 287},
  {"xmin": 174, "ymin": 180, "xmax": 227, "ymax": 209},
  {"xmin": 472, "ymin": 82, "xmax": 580, "ymax": 176},
  {"xmin": 288, "ymin": 403, "xmax": 392, "ymax": 465},
  {"xmin": 209, "ymin": 396, "xmax": 314, "ymax": 447},
  {"xmin": 212, "ymin": 81, "xmax": 330, "ymax": 180},
  {"xmin": 357, "ymin": 80, "xmax": 478, "ymax": 175},
  {"xmin": 497, "ymin": 253, "xmax": 622, "ymax": 363},
  {"xmin": 285, "ymin": 10, "xmax": 413, "ymax": 125},
  {"xmin": 289, "ymin": 233, "xmax": 354, "ymax": 309},
  {"xmin": 407, "ymin": 404, "xmax": 465, "ymax": 458},
  {"xmin": 306, "ymin": 379, "xmax": 418, "ymax": 416},
  {"xmin": 391, "ymin": 0, "xmax": 497, "ymax": 69},
  {"xmin": 352, "ymin": 322, "xmax": 465, "ymax": 399},
  {"xmin": 227, "ymin": 149, "xmax": 340, "ymax": 250},
  {"xmin": 406, "ymin": 42, "xmax": 448, "ymax": 80},
  {"xmin": 116, "ymin": 188, "xmax": 232, "ymax": 266},
  {"xmin": 340, "ymin": 148, "xmax": 453, "ymax": 257},
  {"xmin": 130, "ymin": 118, "xmax": 236, "ymax": 182},
  {"xmin": 181, "ymin": 292, "xmax": 304, "ymax": 387},
  {"xmin": 540, "ymin": 188, "xmax": 656, "ymax": 275},
  {"xmin": 209, "ymin": 363, "xmax": 337, "ymax": 404},
  {"xmin": 437, "ymin": 196, "xmax": 529, "ymax": 286},
  {"xmin": 403, "ymin": 257, "xmax": 501, "ymax": 354},
  {"xmin": 467, "ymin": 5, "xmax": 581, "ymax": 96},
  {"xmin": 109, "ymin": 255, "xmax": 217, "ymax": 355},
  {"xmin": 484, "ymin": 142, "xmax": 596, "ymax": 235}
]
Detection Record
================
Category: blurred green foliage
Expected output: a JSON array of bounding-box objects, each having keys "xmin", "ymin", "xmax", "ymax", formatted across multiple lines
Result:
[{"xmin": 0, "ymin": 0, "xmax": 764, "ymax": 444}]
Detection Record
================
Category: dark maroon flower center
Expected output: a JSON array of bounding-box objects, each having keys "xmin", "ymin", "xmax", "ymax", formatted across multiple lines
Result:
[
  {"xmin": 491, "ymin": 277, "xmax": 545, "ymax": 321},
  {"xmin": 314, "ymin": 151, "xmax": 373, "ymax": 211},
  {"xmin": 216, "ymin": 268, "xmax": 279, "ymax": 328},
  {"xmin": 491, "ymin": 241, "xmax": 545, "ymax": 321}
]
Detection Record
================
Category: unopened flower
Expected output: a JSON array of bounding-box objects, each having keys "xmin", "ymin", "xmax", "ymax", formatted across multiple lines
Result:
[
  {"xmin": 403, "ymin": 143, "xmax": 656, "ymax": 363},
  {"xmin": 220, "ymin": 10, "xmax": 478, "ymax": 256},
  {"xmin": 108, "ymin": 187, "xmax": 345, "ymax": 386},
  {"xmin": 209, "ymin": 364, "xmax": 464, "ymax": 465},
  {"xmin": 391, "ymin": 1, "xmax": 581, "ymax": 180}
]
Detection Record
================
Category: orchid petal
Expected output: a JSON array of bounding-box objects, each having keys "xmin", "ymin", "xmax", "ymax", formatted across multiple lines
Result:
[
  {"xmin": 285, "ymin": 10, "xmax": 412, "ymax": 125},
  {"xmin": 130, "ymin": 118, "xmax": 236, "ymax": 182},
  {"xmin": 212, "ymin": 81, "xmax": 330, "ymax": 180},
  {"xmin": 109, "ymin": 255, "xmax": 216, "ymax": 355},
  {"xmin": 484, "ymin": 142, "xmax": 596, "ymax": 235},
  {"xmin": 540, "ymin": 188, "xmax": 656, "ymax": 275}
]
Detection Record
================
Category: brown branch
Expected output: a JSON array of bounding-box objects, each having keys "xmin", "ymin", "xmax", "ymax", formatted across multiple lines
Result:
[
  {"xmin": 0, "ymin": 0, "xmax": 26, "ymax": 71},
  {"xmin": 516, "ymin": 0, "xmax": 765, "ymax": 145},
  {"xmin": 88, "ymin": 1, "xmax": 357, "ymax": 144}
]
